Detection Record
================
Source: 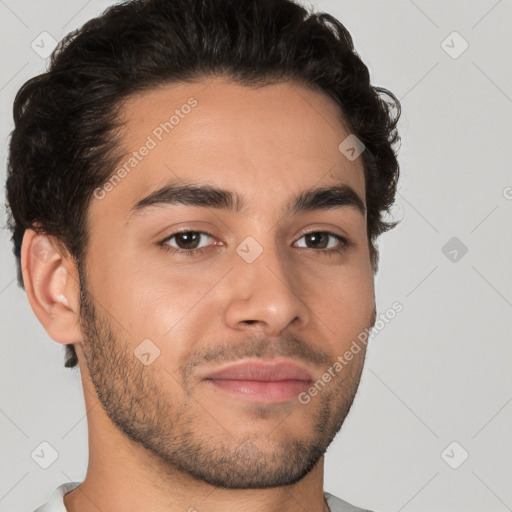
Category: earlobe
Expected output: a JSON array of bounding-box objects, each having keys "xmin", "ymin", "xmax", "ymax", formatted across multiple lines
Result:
[{"xmin": 21, "ymin": 229, "xmax": 83, "ymax": 344}]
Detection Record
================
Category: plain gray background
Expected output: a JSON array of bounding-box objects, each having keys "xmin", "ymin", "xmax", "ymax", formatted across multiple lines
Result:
[{"xmin": 1, "ymin": 1, "xmax": 511, "ymax": 511}]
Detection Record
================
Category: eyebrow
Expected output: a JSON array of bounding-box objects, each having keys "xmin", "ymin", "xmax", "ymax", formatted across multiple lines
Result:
[{"xmin": 128, "ymin": 180, "xmax": 366, "ymax": 221}]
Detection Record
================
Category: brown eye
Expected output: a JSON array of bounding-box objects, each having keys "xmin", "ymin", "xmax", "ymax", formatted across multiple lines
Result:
[
  {"xmin": 174, "ymin": 232, "xmax": 201, "ymax": 249},
  {"xmin": 163, "ymin": 231, "xmax": 213, "ymax": 251},
  {"xmin": 304, "ymin": 232, "xmax": 329, "ymax": 249},
  {"xmin": 295, "ymin": 232, "xmax": 347, "ymax": 252}
]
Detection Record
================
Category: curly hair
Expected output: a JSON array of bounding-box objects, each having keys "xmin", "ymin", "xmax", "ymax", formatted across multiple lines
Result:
[{"xmin": 5, "ymin": 0, "xmax": 401, "ymax": 369}]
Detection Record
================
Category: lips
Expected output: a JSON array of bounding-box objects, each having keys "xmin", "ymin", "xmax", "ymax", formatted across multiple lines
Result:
[
  {"xmin": 201, "ymin": 358, "xmax": 314, "ymax": 403},
  {"xmin": 202, "ymin": 358, "xmax": 314, "ymax": 382}
]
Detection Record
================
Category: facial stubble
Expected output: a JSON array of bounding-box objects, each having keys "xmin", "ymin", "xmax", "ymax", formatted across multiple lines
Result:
[{"xmin": 77, "ymin": 264, "xmax": 370, "ymax": 489}]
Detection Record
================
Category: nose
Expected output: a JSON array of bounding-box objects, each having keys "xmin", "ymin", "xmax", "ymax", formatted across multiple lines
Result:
[{"xmin": 223, "ymin": 244, "xmax": 312, "ymax": 336}]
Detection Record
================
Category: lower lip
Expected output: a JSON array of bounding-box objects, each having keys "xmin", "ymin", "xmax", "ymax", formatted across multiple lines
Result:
[{"xmin": 205, "ymin": 379, "xmax": 312, "ymax": 403}]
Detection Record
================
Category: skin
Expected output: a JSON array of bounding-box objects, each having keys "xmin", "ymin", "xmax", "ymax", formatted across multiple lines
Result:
[{"xmin": 22, "ymin": 77, "xmax": 376, "ymax": 512}]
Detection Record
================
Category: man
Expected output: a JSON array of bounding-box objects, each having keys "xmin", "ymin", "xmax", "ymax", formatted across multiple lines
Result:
[{"xmin": 5, "ymin": 0, "xmax": 401, "ymax": 510}]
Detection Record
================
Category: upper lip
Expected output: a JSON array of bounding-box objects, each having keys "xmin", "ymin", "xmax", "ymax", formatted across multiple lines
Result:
[{"xmin": 202, "ymin": 358, "xmax": 313, "ymax": 382}]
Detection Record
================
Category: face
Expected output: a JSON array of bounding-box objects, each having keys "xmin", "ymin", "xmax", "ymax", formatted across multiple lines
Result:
[{"xmin": 77, "ymin": 78, "xmax": 376, "ymax": 489}]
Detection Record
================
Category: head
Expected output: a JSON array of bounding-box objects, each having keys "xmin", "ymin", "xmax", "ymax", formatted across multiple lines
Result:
[{"xmin": 6, "ymin": 0, "xmax": 400, "ymax": 490}]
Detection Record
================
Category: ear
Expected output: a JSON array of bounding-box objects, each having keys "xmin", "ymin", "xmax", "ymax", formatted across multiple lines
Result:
[{"xmin": 21, "ymin": 229, "xmax": 83, "ymax": 344}]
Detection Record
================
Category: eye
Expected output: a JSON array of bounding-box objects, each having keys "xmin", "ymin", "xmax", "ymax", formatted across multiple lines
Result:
[
  {"xmin": 294, "ymin": 231, "xmax": 348, "ymax": 255},
  {"xmin": 160, "ymin": 231, "xmax": 216, "ymax": 256}
]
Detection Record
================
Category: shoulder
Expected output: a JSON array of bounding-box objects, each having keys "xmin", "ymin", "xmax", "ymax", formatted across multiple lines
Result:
[{"xmin": 324, "ymin": 491, "xmax": 377, "ymax": 512}]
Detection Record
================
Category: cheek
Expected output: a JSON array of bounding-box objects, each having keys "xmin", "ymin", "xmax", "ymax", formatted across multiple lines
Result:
[
  {"xmin": 314, "ymin": 264, "xmax": 375, "ymax": 343},
  {"xmin": 83, "ymin": 248, "xmax": 186, "ymax": 346},
  {"xmin": 111, "ymin": 261, "xmax": 221, "ymax": 345}
]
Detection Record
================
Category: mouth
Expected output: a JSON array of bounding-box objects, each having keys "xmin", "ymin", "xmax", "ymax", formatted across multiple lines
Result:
[{"xmin": 201, "ymin": 358, "xmax": 314, "ymax": 403}]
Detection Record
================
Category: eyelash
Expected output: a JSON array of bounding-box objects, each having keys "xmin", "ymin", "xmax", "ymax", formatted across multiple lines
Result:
[{"xmin": 158, "ymin": 230, "xmax": 349, "ymax": 257}]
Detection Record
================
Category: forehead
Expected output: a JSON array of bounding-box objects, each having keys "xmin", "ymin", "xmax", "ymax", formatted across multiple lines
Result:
[{"xmin": 91, "ymin": 78, "xmax": 366, "ymax": 221}]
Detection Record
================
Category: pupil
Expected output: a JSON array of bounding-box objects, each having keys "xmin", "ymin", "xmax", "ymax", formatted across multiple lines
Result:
[{"xmin": 178, "ymin": 232, "xmax": 199, "ymax": 249}]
